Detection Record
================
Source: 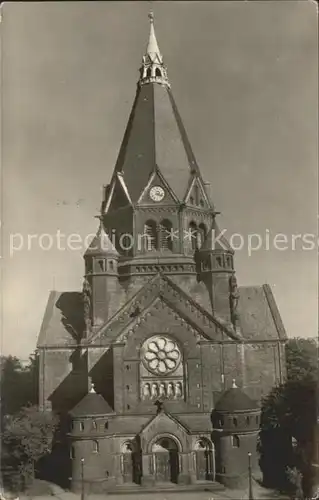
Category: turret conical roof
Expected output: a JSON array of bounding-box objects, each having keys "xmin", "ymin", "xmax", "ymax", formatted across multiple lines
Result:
[
  {"xmin": 215, "ymin": 380, "xmax": 259, "ymax": 412},
  {"xmin": 84, "ymin": 220, "xmax": 119, "ymax": 257}
]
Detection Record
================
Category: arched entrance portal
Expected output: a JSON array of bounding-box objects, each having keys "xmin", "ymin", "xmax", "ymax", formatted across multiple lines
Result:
[
  {"xmin": 152, "ymin": 437, "xmax": 179, "ymax": 484},
  {"xmin": 194, "ymin": 439, "xmax": 214, "ymax": 481}
]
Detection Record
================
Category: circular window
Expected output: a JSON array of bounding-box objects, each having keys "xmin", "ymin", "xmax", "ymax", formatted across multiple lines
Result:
[{"xmin": 142, "ymin": 336, "xmax": 181, "ymax": 375}]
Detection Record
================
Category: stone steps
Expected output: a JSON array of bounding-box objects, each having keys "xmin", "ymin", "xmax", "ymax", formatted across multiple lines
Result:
[{"xmin": 107, "ymin": 481, "xmax": 225, "ymax": 495}]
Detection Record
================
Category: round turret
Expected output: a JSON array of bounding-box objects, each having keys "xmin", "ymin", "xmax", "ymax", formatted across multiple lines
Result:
[
  {"xmin": 68, "ymin": 385, "xmax": 114, "ymax": 493},
  {"xmin": 212, "ymin": 380, "xmax": 261, "ymax": 489}
]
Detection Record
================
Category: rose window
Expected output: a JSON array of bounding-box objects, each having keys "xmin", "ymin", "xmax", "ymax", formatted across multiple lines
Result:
[{"xmin": 142, "ymin": 336, "xmax": 181, "ymax": 375}]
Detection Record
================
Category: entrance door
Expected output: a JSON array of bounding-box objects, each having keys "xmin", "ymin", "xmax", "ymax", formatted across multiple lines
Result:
[
  {"xmin": 195, "ymin": 439, "xmax": 213, "ymax": 481},
  {"xmin": 196, "ymin": 450, "xmax": 212, "ymax": 480},
  {"xmin": 121, "ymin": 442, "xmax": 142, "ymax": 484},
  {"xmin": 152, "ymin": 438, "xmax": 179, "ymax": 483}
]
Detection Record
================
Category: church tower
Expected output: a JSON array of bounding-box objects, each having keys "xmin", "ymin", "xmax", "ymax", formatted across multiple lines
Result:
[{"xmin": 99, "ymin": 13, "xmax": 237, "ymax": 326}]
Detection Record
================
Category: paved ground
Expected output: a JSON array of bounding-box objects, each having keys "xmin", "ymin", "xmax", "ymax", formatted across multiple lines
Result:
[{"xmin": 18, "ymin": 486, "xmax": 289, "ymax": 500}]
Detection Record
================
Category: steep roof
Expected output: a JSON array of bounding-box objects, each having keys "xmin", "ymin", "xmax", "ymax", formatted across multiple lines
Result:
[
  {"xmin": 215, "ymin": 385, "xmax": 259, "ymax": 413},
  {"xmin": 238, "ymin": 284, "xmax": 287, "ymax": 341},
  {"xmin": 84, "ymin": 221, "xmax": 119, "ymax": 257},
  {"xmin": 69, "ymin": 391, "xmax": 113, "ymax": 417},
  {"xmin": 112, "ymin": 83, "xmax": 203, "ymax": 203},
  {"xmin": 107, "ymin": 16, "xmax": 208, "ymax": 206}
]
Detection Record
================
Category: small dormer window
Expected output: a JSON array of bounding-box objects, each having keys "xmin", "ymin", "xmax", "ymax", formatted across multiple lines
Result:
[
  {"xmin": 216, "ymin": 256, "xmax": 223, "ymax": 267},
  {"xmin": 147, "ymin": 68, "xmax": 152, "ymax": 78},
  {"xmin": 155, "ymin": 68, "xmax": 162, "ymax": 78},
  {"xmin": 189, "ymin": 196, "xmax": 194, "ymax": 205}
]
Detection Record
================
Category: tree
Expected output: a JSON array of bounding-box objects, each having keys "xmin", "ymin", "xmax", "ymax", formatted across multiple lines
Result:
[
  {"xmin": 1, "ymin": 352, "xmax": 39, "ymax": 422},
  {"xmin": 286, "ymin": 337, "xmax": 318, "ymax": 382},
  {"xmin": 2, "ymin": 405, "xmax": 59, "ymax": 491},
  {"xmin": 259, "ymin": 337, "xmax": 318, "ymax": 497}
]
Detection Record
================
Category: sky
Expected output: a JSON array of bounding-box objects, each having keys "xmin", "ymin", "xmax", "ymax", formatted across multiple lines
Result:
[{"xmin": 1, "ymin": 1, "xmax": 318, "ymax": 358}]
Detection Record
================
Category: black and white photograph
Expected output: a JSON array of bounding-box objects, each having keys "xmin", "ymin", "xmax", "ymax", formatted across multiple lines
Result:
[{"xmin": 1, "ymin": 2, "xmax": 318, "ymax": 500}]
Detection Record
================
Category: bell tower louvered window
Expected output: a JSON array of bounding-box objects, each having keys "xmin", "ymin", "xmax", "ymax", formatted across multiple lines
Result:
[
  {"xmin": 197, "ymin": 223, "xmax": 207, "ymax": 249},
  {"xmin": 143, "ymin": 220, "xmax": 158, "ymax": 251},
  {"xmin": 189, "ymin": 222, "xmax": 198, "ymax": 252},
  {"xmin": 159, "ymin": 219, "xmax": 173, "ymax": 251}
]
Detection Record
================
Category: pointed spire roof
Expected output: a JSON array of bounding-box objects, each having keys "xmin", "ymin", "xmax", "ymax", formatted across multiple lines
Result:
[
  {"xmin": 146, "ymin": 12, "xmax": 162, "ymax": 63},
  {"xmin": 139, "ymin": 13, "xmax": 170, "ymax": 88},
  {"xmin": 84, "ymin": 220, "xmax": 119, "ymax": 257},
  {"xmin": 107, "ymin": 14, "xmax": 212, "ymax": 206}
]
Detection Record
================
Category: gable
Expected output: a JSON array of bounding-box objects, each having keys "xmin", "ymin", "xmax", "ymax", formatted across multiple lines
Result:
[
  {"xmin": 137, "ymin": 167, "xmax": 179, "ymax": 206},
  {"xmin": 86, "ymin": 273, "xmax": 238, "ymax": 371},
  {"xmin": 139, "ymin": 410, "xmax": 190, "ymax": 452},
  {"xmin": 90, "ymin": 273, "xmax": 238, "ymax": 347},
  {"xmin": 185, "ymin": 177, "xmax": 211, "ymax": 209},
  {"xmin": 105, "ymin": 174, "xmax": 132, "ymax": 213}
]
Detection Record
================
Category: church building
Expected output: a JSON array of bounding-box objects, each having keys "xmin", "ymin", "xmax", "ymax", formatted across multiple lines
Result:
[{"xmin": 37, "ymin": 14, "xmax": 287, "ymax": 493}]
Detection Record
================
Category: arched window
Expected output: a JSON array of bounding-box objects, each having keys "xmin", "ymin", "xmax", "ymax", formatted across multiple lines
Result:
[
  {"xmin": 197, "ymin": 223, "xmax": 207, "ymax": 248},
  {"xmin": 92, "ymin": 420, "xmax": 97, "ymax": 430},
  {"xmin": 93, "ymin": 440, "xmax": 99, "ymax": 453},
  {"xmin": 246, "ymin": 416, "xmax": 250, "ymax": 426},
  {"xmin": 105, "ymin": 421, "xmax": 109, "ymax": 430},
  {"xmin": 188, "ymin": 222, "xmax": 198, "ymax": 251},
  {"xmin": 155, "ymin": 68, "xmax": 162, "ymax": 78},
  {"xmin": 70, "ymin": 446, "xmax": 75, "ymax": 459},
  {"xmin": 231, "ymin": 435, "xmax": 240, "ymax": 448},
  {"xmin": 143, "ymin": 220, "xmax": 158, "ymax": 251},
  {"xmin": 147, "ymin": 68, "xmax": 152, "ymax": 78},
  {"xmin": 97, "ymin": 259, "xmax": 106, "ymax": 272},
  {"xmin": 159, "ymin": 219, "xmax": 173, "ymax": 251},
  {"xmin": 189, "ymin": 196, "xmax": 194, "ymax": 205},
  {"xmin": 79, "ymin": 422, "xmax": 84, "ymax": 431},
  {"xmin": 233, "ymin": 417, "xmax": 238, "ymax": 427}
]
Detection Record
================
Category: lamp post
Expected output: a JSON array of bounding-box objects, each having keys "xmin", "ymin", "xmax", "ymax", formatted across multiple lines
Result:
[
  {"xmin": 80, "ymin": 458, "xmax": 85, "ymax": 500},
  {"xmin": 248, "ymin": 452, "xmax": 254, "ymax": 500}
]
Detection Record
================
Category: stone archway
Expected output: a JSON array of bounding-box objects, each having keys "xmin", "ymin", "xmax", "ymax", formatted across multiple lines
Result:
[
  {"xmin": 194, "ymin": 438, "xmax": 214, "ymax": 481},
  {"xmin": 152, "ymin": 437, "xmax": 180, "ymax": 484}
]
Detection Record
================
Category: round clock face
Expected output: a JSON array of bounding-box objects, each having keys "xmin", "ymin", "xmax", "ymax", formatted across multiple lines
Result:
[{"xmin": 149, "ymin": 186, "xmax": 165, "ymax": 202}]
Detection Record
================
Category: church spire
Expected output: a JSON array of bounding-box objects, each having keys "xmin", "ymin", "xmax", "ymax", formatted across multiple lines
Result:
[
  {"xmin": 139, "ymin": 13, "xmax": 170, "ymax": 88},
  {"xmin": 146, "ymin": 12, "xmax": 162, "ymax": 62}
]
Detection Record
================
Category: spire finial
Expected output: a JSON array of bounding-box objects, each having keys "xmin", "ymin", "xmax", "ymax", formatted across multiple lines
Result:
[
  {"xmin": 232, "ymin": 379, "xmax": 237, "ymax": 389},
  {"xmin": 139, "ymin": 10, "xmax": 170, "ymax": 88}
]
